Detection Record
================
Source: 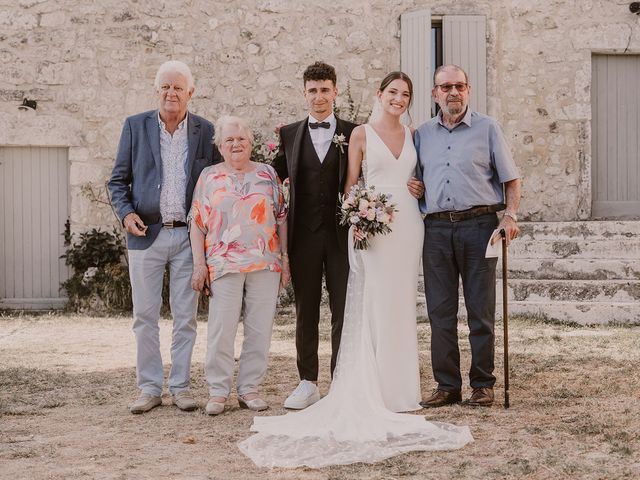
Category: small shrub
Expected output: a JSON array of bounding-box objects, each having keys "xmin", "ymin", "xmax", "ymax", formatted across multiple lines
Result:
[
  {"xmin": 60, "ymin": 220, "xmax": 209, "ymax": 315},
  {"xmin": 61, "ymin": 220, "xmax": 132, "ymax": 313}
]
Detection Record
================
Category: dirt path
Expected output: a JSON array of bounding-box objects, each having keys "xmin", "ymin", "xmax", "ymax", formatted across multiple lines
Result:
[{"xmin": 1, "ymin": 311, "xmax": 639, "ymax": 479}]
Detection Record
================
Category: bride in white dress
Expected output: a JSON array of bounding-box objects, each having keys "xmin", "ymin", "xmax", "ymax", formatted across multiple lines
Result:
[{"xmin": 239, "ymin": 72, "xmax": 472, "ymax": 468}]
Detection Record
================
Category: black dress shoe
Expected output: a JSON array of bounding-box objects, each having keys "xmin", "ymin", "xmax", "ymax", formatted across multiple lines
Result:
[
  {"xmin": 462, "ymin": 387, "xmax": 494, "ymax": 407},
  {"xmin": 420, "ymin": 389, "xmax": 462, "ymax": 408}
]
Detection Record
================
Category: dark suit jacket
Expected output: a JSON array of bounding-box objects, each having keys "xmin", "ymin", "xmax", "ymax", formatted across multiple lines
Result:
[
  {"xmin": 108, "ymin": 110, "xmax": 219, "ymax": 250},
  {"xmin": 273, "ymin": 116, "xmax": 357, "ymax": 252}
]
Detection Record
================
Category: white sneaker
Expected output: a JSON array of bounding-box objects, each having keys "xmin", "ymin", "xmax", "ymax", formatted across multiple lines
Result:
[{"xmin": 283, "ymin": 380, "xmax": 320, "ymax": 409}]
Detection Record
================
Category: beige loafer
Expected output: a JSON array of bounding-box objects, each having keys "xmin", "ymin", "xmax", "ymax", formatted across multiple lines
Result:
[
  {"xmin": 239, "ymin": 395, "xmax": 268, "ymax": 412},
  {"xmin": 205, "ymin": 398, "xmax": 226, "ymax": 415},
  {"xmin": 130, "ymin": 393, "xmax": 162, "ymax": 414},
  {"xmin": 172, "ymin": 390, "xmax": 198, "ymax": 411}
]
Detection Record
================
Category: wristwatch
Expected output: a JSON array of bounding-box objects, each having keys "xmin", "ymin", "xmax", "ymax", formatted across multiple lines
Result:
[{"xmin": 503, "ymin": 211, "xmax": 518, "ymax": 222}]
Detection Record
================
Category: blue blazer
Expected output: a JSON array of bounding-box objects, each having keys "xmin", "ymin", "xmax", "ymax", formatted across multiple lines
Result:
[{"xmin": 108, "ymin": 110, "xmax": 219, "ymax": 250}]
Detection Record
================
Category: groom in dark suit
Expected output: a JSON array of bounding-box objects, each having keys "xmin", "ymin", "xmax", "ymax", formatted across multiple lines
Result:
[
  {"xmin": 274, "ymin": 61, "xmax": 357, "ymax": 409},
  {"xmin": 109, "ymin": 60, "xmax": 219, "ymax": 414}
]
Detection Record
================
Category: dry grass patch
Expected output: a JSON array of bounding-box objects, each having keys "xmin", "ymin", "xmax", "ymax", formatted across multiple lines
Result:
[{"xmin": 0, "ymin": 312, "xmax": 639, "ymax": 479}]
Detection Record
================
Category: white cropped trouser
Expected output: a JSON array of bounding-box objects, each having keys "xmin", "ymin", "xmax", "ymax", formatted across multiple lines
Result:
[{"xmin": 206, "ymin": 270, "xmax": 280, "ymax": 398}]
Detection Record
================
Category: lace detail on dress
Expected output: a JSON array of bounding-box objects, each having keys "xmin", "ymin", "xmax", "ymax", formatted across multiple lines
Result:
[{"xmin": 361, "ymin": 157, "xmax": 368, "ymax": 187}]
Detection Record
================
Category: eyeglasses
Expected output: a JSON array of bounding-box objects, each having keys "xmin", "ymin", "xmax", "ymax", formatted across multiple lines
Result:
[{"xmin": 435, "ymin": 83, "xmax": 468, "ymax": 93}]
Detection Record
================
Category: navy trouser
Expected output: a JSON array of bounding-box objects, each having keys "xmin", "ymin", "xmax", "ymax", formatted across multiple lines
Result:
[{"xmin": 423, "ymin": 213, "xmax": 498, "ymax": 391}]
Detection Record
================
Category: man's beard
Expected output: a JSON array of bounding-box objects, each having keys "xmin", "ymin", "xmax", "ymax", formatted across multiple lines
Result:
[{"xmin": 442, "ymin": 100, "xmax": 465, "ymax": 117}]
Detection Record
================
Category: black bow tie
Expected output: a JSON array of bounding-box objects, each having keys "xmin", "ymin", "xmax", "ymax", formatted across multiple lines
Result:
[{"xmin": 309, "ymin": 121, "xmax": 331, "ymax": 129}]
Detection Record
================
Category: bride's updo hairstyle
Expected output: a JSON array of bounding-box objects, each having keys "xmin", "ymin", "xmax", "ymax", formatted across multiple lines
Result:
[{"xmin": 378, "ymin": 71, "xmax": 414, "ymax": 108}]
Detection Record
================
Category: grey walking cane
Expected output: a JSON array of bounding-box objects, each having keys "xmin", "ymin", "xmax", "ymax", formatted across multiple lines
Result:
[{"xmin": 500, "ymin": 229, "xmax": 510, "ymax": 409}]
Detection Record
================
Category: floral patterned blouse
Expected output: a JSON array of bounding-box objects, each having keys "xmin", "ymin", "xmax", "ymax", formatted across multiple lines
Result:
[{"xmin": 189, "ymin": 162, "xmax": 287, "ymax": 282}]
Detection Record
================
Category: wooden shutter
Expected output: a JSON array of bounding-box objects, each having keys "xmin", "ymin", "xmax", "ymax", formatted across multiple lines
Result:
[
  {"xmin": 443, "ymin": 15, "xmax": 487, "ymax": 114},
  {"xmin": 401, "ymin": 9, "xmax": 431, "ymax": 126},
  {"xmin": 0, "ymin": 146, "xmax": 69, "ymax": 309}
]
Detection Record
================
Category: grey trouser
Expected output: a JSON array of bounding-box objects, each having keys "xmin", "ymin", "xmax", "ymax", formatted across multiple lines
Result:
[
  {"xmin": 423, "ymin": 213, "xmax": 498, "ymax": 391},
  {"xmin": 206, "ymin": 270, "xmax": 280, "ymax": 398},
  {"xmin": 128, "ymin": 227, "xmax": 198, "ymax": 396}
]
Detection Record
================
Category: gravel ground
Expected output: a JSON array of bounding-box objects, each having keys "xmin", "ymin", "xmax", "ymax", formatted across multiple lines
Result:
[{"xmin": 1, "ymin": 310, "xmax": 639, "ymax": 480}]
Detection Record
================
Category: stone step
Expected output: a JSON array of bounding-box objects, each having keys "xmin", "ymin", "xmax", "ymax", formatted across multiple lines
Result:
[
  {"xmin": 498, "ymin": 279, "xmax": 640, "ymax": 302},
  {"xmin": 416, "ymin": 296, "xmax": 639, "ymax": 325},
  {"xmin": 508, "ymin": 238, "xmax": 640, "ymax": 259},
  {"xmin": 418, "ymin": 277, "xmax": 639, "ymax": 303},
  {"xmin": 414, "ymin": 296, "xmax": 639, "ymax": 326},
  {"xmin": 518, "ymin": 221, "xmax": 640, "ymax": 240},
  {"xmin": 419, "ymin": 279, "xmax": 640, "ymax": 303},
  {"xmin": 497, "ymin": 258, "xmax": 640, "ymax": 280},
  {"xmin": 415, "ymin": 220, "xmax": 640, "ymax": 325},
  {"xmin": 497, "ymin": 301, "xmax": 639, "ymax": 326}
]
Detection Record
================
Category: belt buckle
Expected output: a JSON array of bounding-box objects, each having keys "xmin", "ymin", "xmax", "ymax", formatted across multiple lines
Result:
[
  {"xmin": 449, "ymin": 212, "xmax": 460, "ymax": 223},
  {"xmin": 162, "ymin": 221, "xmax": 174, "ymax": 229}
]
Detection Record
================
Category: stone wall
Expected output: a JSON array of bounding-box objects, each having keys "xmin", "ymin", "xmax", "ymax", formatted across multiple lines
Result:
[{"xmin": 1, "ymin": 0, "xmax": 639, "ymax": 230}]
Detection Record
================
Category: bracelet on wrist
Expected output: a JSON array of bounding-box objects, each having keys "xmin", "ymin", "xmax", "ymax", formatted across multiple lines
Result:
[{"xmin": 503, "ymin": 211, "xmax": 518, "ymax": 222}]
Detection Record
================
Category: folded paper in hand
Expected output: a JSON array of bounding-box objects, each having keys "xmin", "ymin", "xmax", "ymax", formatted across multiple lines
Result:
[{"xmin": 485, "ymin": 229, "xmax": 503, "ymax": 258}]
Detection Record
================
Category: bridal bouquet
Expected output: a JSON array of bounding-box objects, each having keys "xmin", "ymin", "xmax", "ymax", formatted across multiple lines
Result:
[{"xmin": 339, "ymin": 185, "xmax": 396, "ymax": 250}]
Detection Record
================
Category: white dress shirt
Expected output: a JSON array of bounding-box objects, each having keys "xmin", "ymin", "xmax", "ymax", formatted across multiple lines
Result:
[{"xmin": 308, "ymin": 113, "xmax": 336, "ymax": 163}]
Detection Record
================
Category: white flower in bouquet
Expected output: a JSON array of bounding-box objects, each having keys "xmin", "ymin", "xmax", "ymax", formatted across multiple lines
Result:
[{"xmin": 366, "ymin": 209, "xmax": 376, "ymax": 221}]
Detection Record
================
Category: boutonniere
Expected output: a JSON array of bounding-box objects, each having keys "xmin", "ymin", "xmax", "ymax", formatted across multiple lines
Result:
[{"xmin": 333, "ymin": 133, "xmax": 348, "ymax": 154}]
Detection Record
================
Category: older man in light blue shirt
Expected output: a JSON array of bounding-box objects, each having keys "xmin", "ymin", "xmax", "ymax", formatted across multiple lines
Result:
[{"xmin": 415, "ymin": 64, "xmax": 521, "ymax": 409}]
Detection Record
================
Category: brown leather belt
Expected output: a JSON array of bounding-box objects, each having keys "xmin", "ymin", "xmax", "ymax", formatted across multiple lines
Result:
[
  {"xmin": 425, "ymin": 204, "xmax": 504, "ymax": 223},
  {"xmin": 162, "ymin": 221, "xmax": 187, "ymax": 228}
]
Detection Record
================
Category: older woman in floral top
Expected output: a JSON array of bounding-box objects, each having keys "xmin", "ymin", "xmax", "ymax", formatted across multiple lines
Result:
[{"xmin": 189, "ymin": 115, "xmax": 289, "ymax": 415}]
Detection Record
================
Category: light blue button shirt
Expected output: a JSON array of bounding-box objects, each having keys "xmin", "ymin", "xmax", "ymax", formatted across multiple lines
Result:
[{"xmin": 415, "ymin": 109, "xmax": 520, "ymax": 214}]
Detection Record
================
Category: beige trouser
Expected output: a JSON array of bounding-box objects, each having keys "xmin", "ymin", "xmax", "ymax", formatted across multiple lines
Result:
[{"xmin": 206, "ymin": 270, "xmax": 280, "ymax": 397}]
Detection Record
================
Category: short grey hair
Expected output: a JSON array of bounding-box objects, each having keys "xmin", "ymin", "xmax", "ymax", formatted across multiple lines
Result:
[
  {"xmin": 433, "ymin": 64, "xmax": 469, "ymax": 85},
  {"xmin": 154, "ymin": 60, "xmax": 194, "ymax": 90},
  {"xmin": 213, "ymin": 115, "xmax": 254, "ymax": 149}
]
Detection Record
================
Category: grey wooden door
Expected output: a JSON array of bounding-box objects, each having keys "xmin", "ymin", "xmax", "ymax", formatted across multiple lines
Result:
[
  {"xmin": 0, "ymin": 146, "xmax": 69, "ymax": 309},
  {"xmin": 592, "ymin": 54, "xmax": 640, "ymax": 218}
]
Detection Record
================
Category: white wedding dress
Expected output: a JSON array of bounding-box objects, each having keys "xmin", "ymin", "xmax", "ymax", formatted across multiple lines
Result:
[{"xmin": 238, "ymin": 125, "xmax": 473, "ymax": 468}]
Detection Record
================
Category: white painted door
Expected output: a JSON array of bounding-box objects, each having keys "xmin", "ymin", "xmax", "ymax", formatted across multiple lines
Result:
[
  {"xmin": 592, "ymin": 54, "xmax": 640, "ymax": 218},
  {"xmin": 0, "ymin": 146, "xmax": 69, "ymax": 309}
]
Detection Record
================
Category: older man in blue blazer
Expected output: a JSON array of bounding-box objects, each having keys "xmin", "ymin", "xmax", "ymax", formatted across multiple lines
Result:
[{"xmin": 109, "ymin": 60, "xmax": 219, "ymax": 414}]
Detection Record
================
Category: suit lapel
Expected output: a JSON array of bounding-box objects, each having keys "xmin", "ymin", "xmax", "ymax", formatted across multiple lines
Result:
[
  {"xmin": 186, "ymin": 113, "xmax": 200, "ymax": 176},
  {"xmin": 335, "ymin": 117, "xmax": 347, "ymax": 188},
  {"xmin": 146, "ymin": 111, "xmax": 162, "ymax": 173},
  {"xmin": 290, "ymin": 119, "xmax": 308, "ymax": 186}
]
